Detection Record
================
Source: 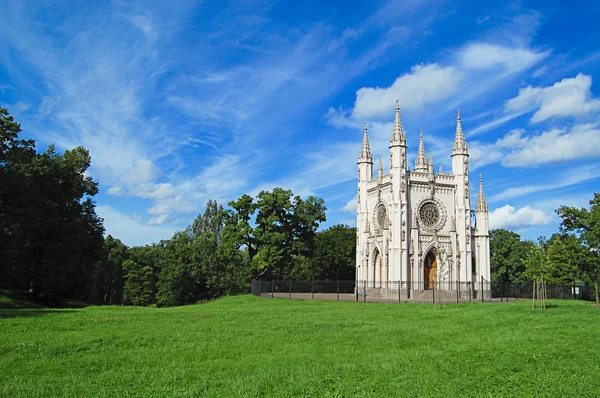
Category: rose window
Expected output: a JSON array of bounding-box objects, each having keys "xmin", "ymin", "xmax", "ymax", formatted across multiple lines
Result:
[
  {"xmin": 376, "ymin": 205, "xmax": 387, "ymax": 229},
  {"xmin": 419, "ymin": 202, "xmax": 440, "ymax": 227}
]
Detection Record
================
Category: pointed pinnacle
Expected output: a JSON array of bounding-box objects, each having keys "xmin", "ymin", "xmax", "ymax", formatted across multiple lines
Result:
[
  {"xmin": 359, "ymin": 121, "xmax": 372, "ymax": 161},
  {"xmin": 415, "ymin": 128, "xmax": 427, "ymax": 171},
  {"xmin": 391, "ymin": 99, "xmax": 406, "ymax": 146},
  {"xmin": 476, "ymin": 174, "xmax": 488, "ymax": 212},
  {"xmin": 453, "ymin": 109, "xmax": 468, "ymax": 154}
]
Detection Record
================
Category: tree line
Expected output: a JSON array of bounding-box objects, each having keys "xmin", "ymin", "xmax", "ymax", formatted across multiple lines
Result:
[
  {"xmin": 490, "ymin": 195, "xmax": 600, "ymax": 302},
  {"xmin": 1, "ymin": 105, "xmax": 355, "ymax": 306}
]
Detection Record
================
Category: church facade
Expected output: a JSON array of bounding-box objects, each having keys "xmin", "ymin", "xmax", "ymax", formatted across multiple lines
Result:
[{"xmin": 356, "ymin": 101, "xmax": 490, "ymax": 294}]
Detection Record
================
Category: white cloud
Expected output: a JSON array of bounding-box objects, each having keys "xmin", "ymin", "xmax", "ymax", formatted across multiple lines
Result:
[
  {"xmin": 532, "ymin": 66, "xmax": 547, "ymax": 78},
  {"xmin": 343, "ymin": 196, "xmax": 357, "ymax": 213},
  {"xmin": 459, "ymin": 43, "xmax": 548, "ymax": 73},
  {"xmin": 147, "ymin": 214, "xmax": 168, "ymax": 225},
  {"xmin": 489, "ymin": 205, "xmax": 552, "ymax": 229},
  {"xmin": 351, "ymin": 63, "xmax": 461, "ymax": 120},
  {"xmin": 128, "ymin": 14, "xmax": 157, "ymax": 41},
  {"xmin": 470, "ymin": 124, "xmax": 600, "ymax": 169},
  {"xmin": 97, "ymin": 205, "xmax": 177, "ymax": 246},
  {"xmin": 502, "ymin": 125, "xmax": 600, "ymax": 166},
  {"xmin": 505, "ymin": 74, "xmax": 600, "ymax": 123},
  {"xmin": 330, "ymin": 41, "xmax": 547, "ymax": 126}
]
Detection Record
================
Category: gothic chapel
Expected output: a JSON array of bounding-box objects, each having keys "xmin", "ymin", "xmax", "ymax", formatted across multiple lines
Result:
[{"xmin": 356, "ymin": 101, "xmax": 490, "ymax": 295}]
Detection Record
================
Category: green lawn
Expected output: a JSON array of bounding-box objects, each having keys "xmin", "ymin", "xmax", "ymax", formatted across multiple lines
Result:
[{"xmin": 1, "ymin": 296, "xmax": 598, "ymax": 397}]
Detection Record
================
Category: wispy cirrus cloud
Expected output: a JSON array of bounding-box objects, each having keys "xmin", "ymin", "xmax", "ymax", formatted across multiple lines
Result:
[{"xmin": 490, "ymin": 164, "xmax": 600, "ymax": 202}]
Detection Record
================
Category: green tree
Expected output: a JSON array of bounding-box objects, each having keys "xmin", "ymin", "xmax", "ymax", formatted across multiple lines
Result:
[
  {"xmin": 523, "ymin": 237, "xmax": 551, "ymax": 281},
  {"xmin": 0, "ymin": 107, "xmax": 104, "ymax": 304},
  {"xmin": 546, "ymin": 234, "xmax": 585, "ymax": 284},
  {"xmin": 123, "ymin": 259, "xmax": 155, "ymax": 306},
  {"xmin": 490, "ymin": 229, "xmax": 530, "ymax": 282},
  {"xmin": 157, "ymin": 199, "xmax": 248, "ymax": 307},
  {"xmin": 557, "ymin": 193, "xmax": 600, "ymax": 305},
  {"xmin": 292, "ymin": 225, "xmax": 356, "ymax": 280},
  {"xmin": 90, "ymin": 235, "xmax": 128, "ymax": 304},
  {"xmin": 0, "ymin": 108, "xmax": 36, "ymax": 288},
  {"xmin": 223, "ymin": 188, "xmax": 326, "ymax": 279}
]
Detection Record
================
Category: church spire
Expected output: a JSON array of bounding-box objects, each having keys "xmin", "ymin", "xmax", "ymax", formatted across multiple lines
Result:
[
  {"xmin": 476, "ymin": 174, "xmax": 488, "ymax": 212},
  {"xmin": 378, "ymin": 156, "xmax": 383, "ymax": 179},
  {"xmin": 453, "ymin": 109, "xmax": 468, "ymax": 155},
  {"xmin": 358, "ymin": 121, "xmax": 373, "ymax": 163},
  {"xmin": 439, "ymin": 162, "xmax": 443, "ymax": 174},
  {"xmin": 415, "ymin": 128, "xmax": 428, "ymax": 171},
  {"xmin": 390, "ymin": 100, "xmax": 406, "ymax": 147}
]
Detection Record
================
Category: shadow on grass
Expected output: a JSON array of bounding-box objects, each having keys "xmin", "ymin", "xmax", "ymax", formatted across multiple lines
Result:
[{"xmin": 0, "ymin": 309, "xmax": 78, "ymax": 319}]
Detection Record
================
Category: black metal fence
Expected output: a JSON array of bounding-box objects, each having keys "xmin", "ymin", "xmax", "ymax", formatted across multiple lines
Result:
[{"xmin": 251, "ymin": 279, "xmax": 592, "ymax": 304}]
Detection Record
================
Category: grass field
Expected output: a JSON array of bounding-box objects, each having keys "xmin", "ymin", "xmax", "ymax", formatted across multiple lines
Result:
[{"xmin": 1, "ymin": 295, "xmax": 599, "ymax": 397}]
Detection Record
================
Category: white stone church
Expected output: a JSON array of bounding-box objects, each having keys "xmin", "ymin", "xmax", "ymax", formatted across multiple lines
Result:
[{"xmin": 356, "ymin": 101, "xmax": 490, "ymax": 295}]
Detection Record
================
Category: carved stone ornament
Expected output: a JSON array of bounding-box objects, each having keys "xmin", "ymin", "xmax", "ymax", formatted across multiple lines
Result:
[
  {"xmin": 373, "ymin": 202, "xmax": 388, "ymax": 232},
  {"xmin": 416, "ymin": 198, "xmax": 447, "ymax": 233}
]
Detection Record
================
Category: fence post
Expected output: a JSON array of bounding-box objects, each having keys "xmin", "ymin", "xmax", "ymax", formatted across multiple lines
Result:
[
  {"xmin": 432, "ymin": 286, "xmax": 435, "ymax": 305},
  {"xmin": 356, "ymin": 280, "xmax": 358, "ymax": 302},
  {"xmin": 363, "ymin": 280, "xmax": 366, "ymax": 303},
  {"xmin": 271, "ymin": 280, "xmax": 274, "ymax": 298},
  {"xmin": 312, "ymin": 280, "xmax": 315, "ymax": 300},
  {"xmin": 468, "ymin": 282, "xmax": 471, "ymax": 302},
  {"xmin": 456, "ymin": 285, "xmax": 459, "ymax": 304},
  {"xmin": 289, "ymin": 280, "xmax": 292, "ymax": 299},
  {"xmin": 337, "ymin": 280, "xmax": 340, "ymax": 301},
  {"xmin": 481, "ymin": 276, "xmax": 484, "ymax": 302},
  {"xmin": 399, "ymin": 281, "xmax": 401, "ymax": 303}
]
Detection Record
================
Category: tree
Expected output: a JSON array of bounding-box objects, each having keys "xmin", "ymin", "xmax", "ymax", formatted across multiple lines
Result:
[
  {"xmin": 557, "ymin": 193, "xmax": 600, "ymax": 307},
  {"xmin": 223, "ymin": 188, "xmax": 326, "ymax": 279},
  {"xmin": 490, "ymin": 229, "xmax": 530, "ymax": 282},
  {"xmin": 156, "ymin": 199, "xmax": 249, "ymax": 307},
  {"xmin": 546, "ymin": 234, "xmax": 586, "ymax": 284},
  {"xmin": 89, "ymin": 235, "xmax": 128, "ymax": 304},
  {"xmin": 122, "ymin": 259, "xmax": 155, "ymax": 306},
  {"xmin": 0, "ymin": 108, "xmax": 36, "ymax": 288},
  {"xmin": 292, "ymin": 225, "xmax": 356, "ymax": 281},
  {"xmin": 523, "ymin": 237, "xmax": 551, "ymax": 281},
  {"xmin": 0, "ymin": 107, "xmax": 105, "ymax": 304}
]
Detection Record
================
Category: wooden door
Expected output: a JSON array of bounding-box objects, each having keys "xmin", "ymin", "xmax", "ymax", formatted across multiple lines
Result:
[
  {"xmin": 430, "ymin": 257, "xmax": 437, "ymax": 289},
  {"xmin": 424, "ymin": 252, "xmax": 438, "ymax": 290}
]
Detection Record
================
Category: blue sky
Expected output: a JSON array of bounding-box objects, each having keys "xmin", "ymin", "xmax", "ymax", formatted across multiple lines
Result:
[{"xmin": 1, "ymin": 0, "xmax": 599, "ymax": 246}]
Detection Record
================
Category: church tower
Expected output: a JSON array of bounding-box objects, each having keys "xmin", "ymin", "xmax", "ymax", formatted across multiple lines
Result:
[
  {"xmin": 389, "ymin": 100, "xmax": 408, "ymax": 281},
  {"xmin": 356, "ymin": 122, "xmax": 373, "ymax": 283},
  {"xmin": 451, "ymin": 110, "xmax": 472, "ymax": 283},
  {"xmin": 474, "ymin": 175, "xmax": 491, "ymax": 282}
]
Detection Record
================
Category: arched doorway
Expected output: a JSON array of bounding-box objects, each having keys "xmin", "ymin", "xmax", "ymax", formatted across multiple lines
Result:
[
  {"xmin": 424, "ymin": 250, "xmax": 438, "ymax": 290},
  {"xmin": 373, "ymin": 249, "xmax": 382, "ymax": 288}
]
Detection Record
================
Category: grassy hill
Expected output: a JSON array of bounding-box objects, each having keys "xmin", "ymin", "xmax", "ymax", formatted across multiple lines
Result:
[{"xmin": 1, "ymin": 296, "xmax": 598, "ymax": 397}]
